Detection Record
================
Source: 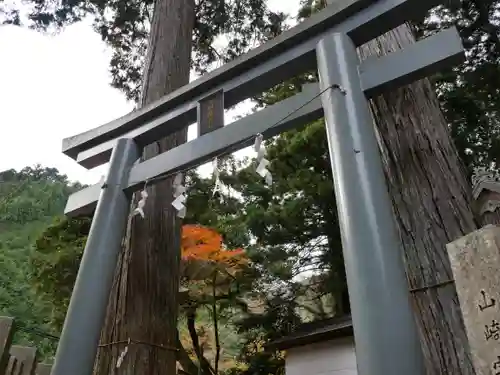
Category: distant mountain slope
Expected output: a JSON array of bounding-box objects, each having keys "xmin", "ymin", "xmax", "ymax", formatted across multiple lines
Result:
[{"xmin": 0, "ymin": 166, "xmax": 82, "ymax": 358}]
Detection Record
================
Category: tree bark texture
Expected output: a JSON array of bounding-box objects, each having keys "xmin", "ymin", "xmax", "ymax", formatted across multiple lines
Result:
[
  {"xmin": 357, "ymin": 24, "xmax": 478, "ymax": 375},
  {"xmin": 94, "ymin": 0, "xmax": 195, "ymax": 374}
]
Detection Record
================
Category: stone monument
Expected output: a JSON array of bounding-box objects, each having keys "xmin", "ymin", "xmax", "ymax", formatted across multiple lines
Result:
[
  {"xmin": 447, "ymin": 225, "xmax": 500, "ymax": 375},
  {"xmin": 472, "ymin": 167, "xmax": 500, "ymax": 225}
]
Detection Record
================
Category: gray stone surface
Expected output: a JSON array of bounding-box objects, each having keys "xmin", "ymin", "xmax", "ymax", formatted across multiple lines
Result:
[
  {"xmin": 36, "ymin": 363, "xmax": 53, "ymax": 375},
  {"xmin": 447, "ymin": 225, "xmax": 500, "ymax": 375}
]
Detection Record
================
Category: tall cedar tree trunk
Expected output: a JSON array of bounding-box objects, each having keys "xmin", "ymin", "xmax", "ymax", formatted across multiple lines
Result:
[
  {"xmin": 358, "ymin": 24, "xmax": 477, "ymax": 374},
  {"xmin": 94, "ymin": 0, "xmax": 195, "ymax": 374}
]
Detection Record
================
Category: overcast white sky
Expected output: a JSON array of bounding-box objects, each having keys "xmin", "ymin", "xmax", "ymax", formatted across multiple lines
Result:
[{"xmin": 0, "ymin": 0, "xmax": 301, "ymax": 185}]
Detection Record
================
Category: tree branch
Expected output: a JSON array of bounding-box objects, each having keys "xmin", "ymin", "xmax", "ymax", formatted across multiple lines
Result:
[
  {"xmin": 187, "ymin": 306, "xmax": 216, "ymax": 375},
  {"xmin": 183, "ymin": 291, "xmax": 234, "ymax": 307},
  {"xmin": 212, "ymin": 273, "xmax": 221, "ymax": 374},
  {"xmin": 176, "ymin": 334, "xmax": 199, "ymax": 375}
]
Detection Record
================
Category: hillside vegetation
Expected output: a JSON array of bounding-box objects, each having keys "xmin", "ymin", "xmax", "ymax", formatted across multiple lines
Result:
[
  {"xmin": 0, "ymin": 165, "xmax": 336, "ymax": 371},
  {"xmin": 0, "ymin": 166, "xmax": 82, "ymax": 357}
]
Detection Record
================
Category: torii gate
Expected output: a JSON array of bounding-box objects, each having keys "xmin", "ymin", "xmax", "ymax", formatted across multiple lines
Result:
[{"xmin": 52, "ymin": 0, "xmax": 465, "ymax": 374}]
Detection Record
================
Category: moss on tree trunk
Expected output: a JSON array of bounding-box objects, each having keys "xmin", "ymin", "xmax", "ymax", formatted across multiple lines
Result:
[
  {"xmin": 358, "ymin": 24, "xmax": 477, "ymax": 374},
  {"xmin": 94, "ymin": 0, "xmax": 195, "ymax": 374}
]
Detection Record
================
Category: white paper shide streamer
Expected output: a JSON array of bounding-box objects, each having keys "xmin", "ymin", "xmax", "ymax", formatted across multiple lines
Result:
[
  {"xmin": 133, "ymin": 189, "xmax": 148, "ymax": 218},
  {"xmin": 116, "ymin": 342, "xmax": 129, "ymax": 368},
  {"xmin": 212, "ymin": 157, "xmax": 222, "ymax": 197},
  {"xmin": 172, "ymin": 173, "xmax": 187, "ymax": 218},
  {"xmin": 254, "ymin": 134, "xmax": 272, "ymax": 186}
]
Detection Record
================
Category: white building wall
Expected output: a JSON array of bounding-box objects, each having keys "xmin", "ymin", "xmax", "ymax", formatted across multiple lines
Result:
[{"xmin": 285, "ymin": 337, "xmax": 357, "ymax": 375}]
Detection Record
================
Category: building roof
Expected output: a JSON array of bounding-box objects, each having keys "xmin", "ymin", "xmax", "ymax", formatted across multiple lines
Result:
[{"xmin": 268, "ymin": 315, "xmax": 353, "ymax": 351}]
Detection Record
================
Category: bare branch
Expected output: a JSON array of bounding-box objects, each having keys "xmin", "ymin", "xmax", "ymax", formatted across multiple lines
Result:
[
  {"xmin": 176, "ymin": 333, "xmax": 199, "ymax": 375},
  {"xmin": 212, "ymin": 273, "xmax": 221, "ymax": 374},
  {"xmin": 187, "ymin": 307, "xmax": 216, "ymax": 375}
]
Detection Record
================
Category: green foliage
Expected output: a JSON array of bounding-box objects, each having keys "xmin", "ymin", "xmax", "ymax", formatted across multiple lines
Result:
[
  {"xmin": 423, "ymin": 1, "xmax": 500, "ymax": 173},
  {"xmin": 226, "ymin": 298, "xmax": 301, "ymax": 375},
  {"xmin": 0, "ymin": 166, "xmax": 81, "ymax": 359},
  {"xmin": 18, "ymin": 159, "xmax": 321, "ymax": 372},
  {"xmin": 217, "ymin": 114, "xmax": 345, "ymax": 375},
  {"xmin": 0, "ymin": 221, "xmax": 57, "ymax": 358},
  {"xmin": 228, "ymin": 121, "xmax": 346, "ymax": 307},
  {"xmin": 184, "ymin": 163, "xmax": 250, "ymax": 249},
  {"xmin": 0, "ymin": 165, "xmax": 82, "ymax": 224},
  {"xmin": 32, "ymin": 216, "xmax": 91, "ymax": 329},
  {"xmin": 27, "ymin": 167, "xmax": 251, "ymax": 371}
]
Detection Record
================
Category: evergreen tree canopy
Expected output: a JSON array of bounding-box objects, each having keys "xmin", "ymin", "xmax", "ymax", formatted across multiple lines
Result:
[
  {"xmin": 0, "ymin": 166, "xmax": 81, "ymax": 359},
  {"xmin": 426, "ymin": 0, "xmax": 500, "ymax": 171}
]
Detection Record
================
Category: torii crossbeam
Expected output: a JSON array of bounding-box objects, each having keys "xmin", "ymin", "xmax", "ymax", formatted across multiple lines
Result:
[{"xmin": 52, "ymin": 0, "xmax": 464, "ymax": 374}]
